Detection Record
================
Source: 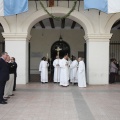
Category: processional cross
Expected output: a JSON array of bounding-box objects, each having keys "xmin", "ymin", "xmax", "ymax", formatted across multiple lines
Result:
[
  {"xmin": 55, "ymin": 46, "xmax": 62, "ymax": 83},
  {"xmin": 55, "ymin": 46, "xmax": 62, "ymax": 57}
]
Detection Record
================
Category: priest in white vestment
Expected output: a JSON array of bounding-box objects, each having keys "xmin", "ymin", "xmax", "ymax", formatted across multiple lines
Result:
[
  {"xmin": 70, "ymin": 56, "xmax": 78, "ymax": 83},
  {"xmin": 53, "ymin": 56, "xmax": 61, "ymax": 83},
  {"xmin": 68, "ymin": 57, "xmax": 72, "ymax": 81},
  {"xmin": 77, "ymin": 57, "xmax": 86, "ymax": 87},
  {"xmin": 59, "ymin": 54, "xmax": 69, "ymax": 86},
  {"xmin": 39, "ymin": 57, "xmax": 49, "ymax": 83}
]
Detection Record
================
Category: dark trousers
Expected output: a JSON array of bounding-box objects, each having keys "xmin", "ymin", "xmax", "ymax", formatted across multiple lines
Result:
[
  {"xmin": 109, "ymin": 73, "xmax": 116, "ymax": 84},
  {"xmin": 0, "ymin": 81, "xmax": 6, "ymax": 102}
]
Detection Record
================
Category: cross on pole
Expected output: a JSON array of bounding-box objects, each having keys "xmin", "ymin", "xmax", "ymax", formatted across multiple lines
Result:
[{"xmin": 55, "ymin": 46, "xmax": 62, "ymax": 57}]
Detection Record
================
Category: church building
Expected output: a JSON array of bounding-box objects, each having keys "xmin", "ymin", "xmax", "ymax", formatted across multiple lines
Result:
[{"xmin": 0, "ymin": 0, "xmax": 120, "ymax": 85}]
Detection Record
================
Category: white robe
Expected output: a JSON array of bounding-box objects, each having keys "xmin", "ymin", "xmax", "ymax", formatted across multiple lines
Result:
[
  {"xmin": 70, "ymin": 60, "xmax": 78, "ymax": 83},
  {"xmin": 68, "ymin": 59, "xmax": 72, "ymax": 80},
  {"xmin": 59, "ymin": 58, "xmax": 69, "ymax": 86},
  {"xmin": 78, "ymin": 61, "xmax": 86, "ymax": 87},
  {"xmin": 53, "ymin": 59, "xmax": 61, "ymax": 82},
  {"xmin": 39, "ymin": 60, "xmax": 49, "ymax": 83}
]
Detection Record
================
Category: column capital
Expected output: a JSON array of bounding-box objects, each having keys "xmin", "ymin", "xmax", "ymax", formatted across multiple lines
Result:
[
  {"xmin": 2, "ymin": 33, "xmax": 31, "ymax": 41},
  {"xmin": 84, "ymin": 34, "xmax": 113, "ymax": 42}
]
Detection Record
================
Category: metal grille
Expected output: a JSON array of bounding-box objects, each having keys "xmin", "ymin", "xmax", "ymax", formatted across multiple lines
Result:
[{"xmin": 110, "ymin": 41, "xmax": 120, "ymax": 62}]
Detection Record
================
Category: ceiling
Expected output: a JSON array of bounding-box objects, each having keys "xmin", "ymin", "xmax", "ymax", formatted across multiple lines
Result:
[
  {"xmin": 32, "ymin": 18, "xmax": 82, "ymax": 29},
  {"xmin": 32, "ymin": 17, "xmax": 120, "ymax": 30}
]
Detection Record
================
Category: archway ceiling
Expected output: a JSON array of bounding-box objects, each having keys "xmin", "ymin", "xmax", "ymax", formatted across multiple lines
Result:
[
  {"xmin": 112, "ymin": 20, "xmax": 120, "ymax": 30},
  {"xmin": 32, "ymin": 17, "xmax": 120, "ymax": 30},
  {"xmin": 32, "ymin": 18, "xmax": 83, "ymax": 30}
]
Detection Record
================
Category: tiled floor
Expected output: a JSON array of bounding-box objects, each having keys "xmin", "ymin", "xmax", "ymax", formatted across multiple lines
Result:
[{"xmin": 0, "ymin": 83, "xmax": 120, "ymax": 120}]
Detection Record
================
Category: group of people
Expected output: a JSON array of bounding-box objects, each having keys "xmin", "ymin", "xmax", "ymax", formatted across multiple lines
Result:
[
  {"xmin": 39, "ymin": 53, "xmax": 86, "ymax": 87},
  {"xmin": 0, "ymin": 52, "xmax": 17, "ymax": 104},
  {"xmin": 109, "ymin": 58, "xmax": 119, "ymax": 84}
]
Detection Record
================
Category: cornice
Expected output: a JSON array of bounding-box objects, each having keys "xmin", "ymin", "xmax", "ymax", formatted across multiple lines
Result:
[
  {"xmin": 2, "ymin": 33, "xmax": 31, "ymax": 41},
  {"xmin": 84, "ymin": 34, "xmax": 113, "ymax": 42}
]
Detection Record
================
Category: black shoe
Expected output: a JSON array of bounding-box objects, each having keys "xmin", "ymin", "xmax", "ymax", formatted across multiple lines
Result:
[
  {"xmin": 0, "ymin": 101, "xmax": 7, "ymax": 104},
  {"xmin": 3, "ymin": 99, "xmax": 7, "ymax": 102},
  {"xmin": 9, "ymin": 94, "xmax": 14, "ymax": 96},
  {"xmin": 4, "ymin": 96, "xmax": 10, "ymax": 99}
]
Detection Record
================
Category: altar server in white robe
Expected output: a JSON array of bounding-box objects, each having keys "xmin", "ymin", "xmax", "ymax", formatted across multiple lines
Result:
[
  {"xmin": 59, "ymin": 54, "xmax": 69, "ymax": 86},
  {"xmin": 68, "ymin": 57, "xmax": 72, "ymax": 81},
  {"xmin": 39, "ymin": 57, "xmax": 49, "ymax": 83},
  {"xmin": 53, "ymin": 56, "xmax": 61, "ymax": 83},
  {"xmin": 77, "ymin": 57, "xmax": 86, "ymax": 87},
  {"xmin": 70, "ymin": 56, "xmax": 78, "ymax": 83}
]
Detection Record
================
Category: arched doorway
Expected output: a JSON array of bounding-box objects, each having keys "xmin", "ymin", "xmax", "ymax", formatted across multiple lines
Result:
[
  {"xmin": 0, "ymin": 24, "xmax": 5, "ymax": 53},
  {"xmin": 109, "ymin": 19, "xmax": 120, "ymax": 83},
  {"xmin": 22, "ymin": 7, "xmax": 94, "ymax": 84},
  {"xmin": 105, "ymin": 13, "xmax": 120, "ymax": 84},
  {"xmin": 0, "ymin": 16, "xmax": 10, "ymax": 54},
  {"xmin": 29, "ymin": 18, "xmax": 86, "ymax": 82}
]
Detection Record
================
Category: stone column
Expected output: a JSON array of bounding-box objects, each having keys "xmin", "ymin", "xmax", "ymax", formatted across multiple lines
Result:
[
  {"xmin": 2, "ymin": 33, "xmax": 31, "ymax": 84},
  {"xmin": 84, "ymin": 34, "xmax": 112, "ymax": 85}
]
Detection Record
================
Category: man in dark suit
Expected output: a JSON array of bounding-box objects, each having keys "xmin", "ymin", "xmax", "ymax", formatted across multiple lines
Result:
[
  {"xmin": 11, "ymin": 57, "xmax": 17, "ymax": 91},
  {"xmin": 0, "ymin": 52, "xmax": 9, "ymax": 104}
]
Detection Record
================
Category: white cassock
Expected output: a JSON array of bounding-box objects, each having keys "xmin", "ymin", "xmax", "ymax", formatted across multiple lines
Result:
[
  {"xmin": 59, "ymin": 58, "xmax": 69, "ymax": 86},
  {"xmin": 78, "ymin": 60, "xmax": 86, "ymax": 87},
  {"xmin": 68, "ymin": 59, "xmax": 72, "ymax": 80},
  {"xmin": 53, "ymin": 59, "xmax": 61, "ymax": 82},
  {"xmin": 70, "ymin": 60, "xmax": 78, "ymax": 83},
  {"xmin": 39, "ymin": 60, "xmax": 49, "ymax": 83}
]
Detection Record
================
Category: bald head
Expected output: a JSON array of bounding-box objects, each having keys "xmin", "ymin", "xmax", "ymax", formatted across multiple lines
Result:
[
  {"xmin": 78, "ymin": 57, "xmax": 82, "ymax": 62},
  {"xmin": 1, "ymin": 52, "xmax": 8, "ymax": 61}
]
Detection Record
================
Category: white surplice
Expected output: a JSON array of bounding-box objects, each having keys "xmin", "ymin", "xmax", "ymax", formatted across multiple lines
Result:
[
  {"xmin": 78, "ymin": 60, "xmax": 86, "ymax": 87},
  {"xmin": 39, "ymin": 60, "xmax": 49, "ymax": 83},
  {"xmin": 59, "ymin": 58, "xmax": 69, "ymax": 86},
  {"xmin": 70, "ymin": 60, "xmax": 78, "ymax": 83},
  {"xmin": 53, "ymin": 58, "xmax": 61, "ymax": 82},
  {"xmin": 68, "ymin": 59, "xmax": 72, "ymax": 80}
]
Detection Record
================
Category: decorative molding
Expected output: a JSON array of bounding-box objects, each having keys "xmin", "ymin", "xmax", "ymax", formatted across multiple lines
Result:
[
  {"xmin": 2, "ymin": 33, "xmax": 31, "ymax": 41},
  {"xmin": 84, "ymin": 34, "xmax": 113, "ymax": 42}
]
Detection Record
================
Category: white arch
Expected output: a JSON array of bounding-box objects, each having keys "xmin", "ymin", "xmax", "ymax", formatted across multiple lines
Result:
[
  {"xmin": 22, "ymin": 7, "xmax": 94, "ymax": 35},
  {"xmin": 0, "ymin": 17, "xmax": 10, "ymax": 33},
  {"xmin": 105, "ymin": 13, "xmax": 120, "ymax": 33}
]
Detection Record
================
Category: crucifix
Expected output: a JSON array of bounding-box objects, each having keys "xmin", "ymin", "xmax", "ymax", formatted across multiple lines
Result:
[
  {"xmin": 55, "ymin": 46, "xmax": 62, "ymax": 58},
  {"xmin": 55, "ymin": 46, "xmax": 62, "ymax": 83},
  {"xmin": 49, "ymin": 0, "xmax": 54, "ymax": 7}
]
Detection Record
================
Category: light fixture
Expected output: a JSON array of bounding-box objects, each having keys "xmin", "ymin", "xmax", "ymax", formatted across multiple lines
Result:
[{"xmin": 59, "ymin": 35, "xmax": 63, "ymax": 41}]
